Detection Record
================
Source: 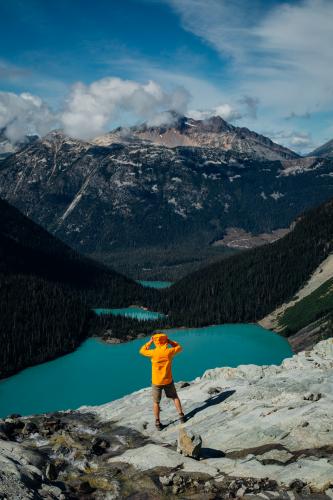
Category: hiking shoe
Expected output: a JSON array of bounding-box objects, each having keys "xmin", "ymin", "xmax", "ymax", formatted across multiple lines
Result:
[
  {"xmin": 179, "ymin": 412, "xmax": 186, "ymax": 423},
  {"xmin": 155, "ymin": 420, "xmax": 162, "ymax": 431}
]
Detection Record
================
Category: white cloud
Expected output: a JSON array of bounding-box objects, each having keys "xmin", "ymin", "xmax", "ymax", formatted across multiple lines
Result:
[
  {"xmin": 0, "ymin": 77, "xmax": 190, "ymax": 143},
  {"xmin": 267, "ymin": 130, "xmax": 314, "ymax": 154},
  {"xmin": 239, "ymin": 96, "xmax": 259, "ymax": 120},
  {"xmin": 0, "ymin": 91, "xmax": 57, "ymax": 143},
  {"xmin": 166, "ymin": 0, "xmax": 333, "ymax": 118},
  {"xmin": 61, "ymin": 77, "xmax": 190, "ymax": 139},
  {"xmin": 188, "ymin": 103, "xmax": 242, "ymax": 122}
]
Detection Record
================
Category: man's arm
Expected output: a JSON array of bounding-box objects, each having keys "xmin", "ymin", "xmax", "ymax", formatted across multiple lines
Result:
[
  {"xmin": 168, "ymin": 338, "xmax": 182, "ymax": 355},
  {"xmin": 139, "ymin": 337, "xmax": 154, "ymax": 357}
]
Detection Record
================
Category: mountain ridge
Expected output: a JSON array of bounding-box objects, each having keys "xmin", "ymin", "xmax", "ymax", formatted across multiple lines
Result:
[
  {"xmin": 93, "ymin": 114, "xmax": 299, "ymax": 161},
  {"xmin": 1, "ymin": 124, "xmax": 333, "ymax": 278}
]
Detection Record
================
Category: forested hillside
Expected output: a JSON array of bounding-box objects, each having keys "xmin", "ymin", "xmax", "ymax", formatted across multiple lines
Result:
[
  {"xmin": 161, "ymin": 198, "xmax": 333, "ymax": 327},
  {"xmin": 0, "ymin": 198, "xmax": 155, "ymax": 378}
]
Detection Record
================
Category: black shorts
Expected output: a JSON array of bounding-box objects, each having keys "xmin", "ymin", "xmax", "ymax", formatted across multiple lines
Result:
[{"xmin": 152, "ymin": 382, "xmax": 178, "ymax": 403}]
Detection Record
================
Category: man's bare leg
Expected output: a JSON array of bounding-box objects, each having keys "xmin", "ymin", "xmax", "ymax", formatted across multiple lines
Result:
[
  {"xmin": 173, "ymin": 397, "xmax": 184, "ymax": 416},
  {"xmin": 153, "ymin": 402, "xmax": 161, "ymax": 422}
]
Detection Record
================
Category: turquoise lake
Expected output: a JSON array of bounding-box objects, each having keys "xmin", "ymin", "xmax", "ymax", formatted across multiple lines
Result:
[
  {"xmin": 137, "ymin": 280, "xmax": 173, "ymax": 288},
  {"xmin": 0, "ymin": 324, "xmax": 292, "ymax": 418},
  {"xmin": 93, "ymin": 307, "xmax": 165, "ymax": 320}
]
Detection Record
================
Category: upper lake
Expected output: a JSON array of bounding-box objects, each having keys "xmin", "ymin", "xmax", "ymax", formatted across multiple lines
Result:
[
  {"xmin": 0, "ymin": 324, "xmax": 292, "ymax": 418},
  {"xmin": 136, "ymin": 280, "xmax": 173, "ymax": 288},
  {"xmin": 93, "ymin": 307, "xmax": 165, "ymax": 320}
]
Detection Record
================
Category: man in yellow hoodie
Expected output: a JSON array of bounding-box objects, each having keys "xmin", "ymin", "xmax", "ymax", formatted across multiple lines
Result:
[{"xmin": 139, "ymin": 332, "xmax": 186, "ymax": 430}]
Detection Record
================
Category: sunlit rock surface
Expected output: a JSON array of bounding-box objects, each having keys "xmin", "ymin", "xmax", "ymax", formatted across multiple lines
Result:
[
  {"xmin": 83, "ymin": 338, "xmax": 333, "ymax": 493},
  {"xmin": 0, "ymin": 338, "xmax": 332, "ymax": 498}
]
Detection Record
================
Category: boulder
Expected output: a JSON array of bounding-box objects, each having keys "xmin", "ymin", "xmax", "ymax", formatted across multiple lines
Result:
[{"xmin": 177, "ymin": 428, "xmax": 202, "ymax": 459}]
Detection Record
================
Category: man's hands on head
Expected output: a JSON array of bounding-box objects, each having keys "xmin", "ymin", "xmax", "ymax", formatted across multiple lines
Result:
[{"xmin": 148, "ymin": 334, "xmax": 172, "ymax": 345}]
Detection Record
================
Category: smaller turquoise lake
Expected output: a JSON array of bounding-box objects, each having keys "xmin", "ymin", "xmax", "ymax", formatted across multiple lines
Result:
[
  {"xmin": 137, "ymin": 280, "xmax": 173, "ymax": 288},
  {"xmin": 0, "ymin": 324, "xmax": 292, "ymax": 418},
  {"xmin": 93, "ymin": 307, "xmax": 165, "ymax": 320}
]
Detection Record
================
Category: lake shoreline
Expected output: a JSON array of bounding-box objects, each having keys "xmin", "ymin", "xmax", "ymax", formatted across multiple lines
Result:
[
  {"xmin": 0, "ymin": 324, "xmax": 292, "ymax": 418},
  {"xmin": 1, "ymin": 338, "xmax": 330, "ymax": 499}
]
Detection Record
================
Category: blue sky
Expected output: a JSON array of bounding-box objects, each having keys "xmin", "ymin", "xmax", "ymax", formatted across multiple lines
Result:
[{"xmin": 0, "ymin": 0, "xmax": 332, "ymax": 152}]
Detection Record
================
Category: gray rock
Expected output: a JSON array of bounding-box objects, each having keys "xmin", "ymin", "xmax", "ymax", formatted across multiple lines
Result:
[
  {"xmin": 39, "ymin": 484, "xmax": 63, "ymax": 497},
  {"xmin": 177, "ymin": 428, "xmax": 202, "ymax": 459},
  {"xmin": 84, "ymin": 339, "xmax": 333, "ymax": 492},
  {"xmin": 159, "ymin": 475, "xmax": 172, "ymax": 486},
  {"xmin": 257, "ymin": 449, "xmax": 294, "ymax": 464},
  {"xmin": 236, "ymin": 486, "xmax": 247, "ymax": 497},
  {"xmin": 207, "ymin": 386, "xmax": 223, "ymax": 395},
  {"xmin": 303, "ymin": 392, "xmax": 322, "ymax": 401},
  {"xmin": 45, "ymin": 462, "xmax": 58, "ymax": 481}
]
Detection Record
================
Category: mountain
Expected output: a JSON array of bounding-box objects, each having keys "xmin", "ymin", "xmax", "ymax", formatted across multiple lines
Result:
[
  {"xmin": 308, "ymin": 138, "xmax": 333, "ymax": 158},
  {"xmin": 0, "ymin": 126, "xmax": 333, "ymax": 279},
  {"xmin": 161, "ymin": 197, "xmax": 333, "ymax": 340},
  {"xmin": 94, "ymin": 114, "xmax": 299, "ymax": 161},
  {"xmin": 0, "ymin": 197, "xmax": 152, "ymax": 378}
]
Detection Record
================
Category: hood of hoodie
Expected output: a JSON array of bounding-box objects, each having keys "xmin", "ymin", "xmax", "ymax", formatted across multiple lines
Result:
[{"xmin": 153, "ymin": 333, "xmax": 168, "ymax": 347}]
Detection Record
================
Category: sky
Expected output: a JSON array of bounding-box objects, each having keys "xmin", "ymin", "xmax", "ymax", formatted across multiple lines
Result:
[{"xmin": 0, "ymin": 0, "xmax": 333, "ymax": 153}]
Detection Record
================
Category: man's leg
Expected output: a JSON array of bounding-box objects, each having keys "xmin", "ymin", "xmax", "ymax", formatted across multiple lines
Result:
[
  {"xmin": 152, "ymin": 385, "xmax": 163, "ymax": 429},
  {"xmin": 153, "ymin": 401, "xmax": 160, "ymax": 422},
  {"xmin": 173, "ymin": 396, "xmax": 184, "ymax": 415}
]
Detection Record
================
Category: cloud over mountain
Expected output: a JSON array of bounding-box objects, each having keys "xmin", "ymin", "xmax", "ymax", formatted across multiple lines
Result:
[
  {"xmin": 0, "ymin": 77, "xmax": 190, "ymax": 142},
  {"xmin": 61, "ymin": 77, "xmax": 190, "ymax": 139},
  {"xmin": 0, "ymin": 91, "xmax": 56, "ymax": 143}
]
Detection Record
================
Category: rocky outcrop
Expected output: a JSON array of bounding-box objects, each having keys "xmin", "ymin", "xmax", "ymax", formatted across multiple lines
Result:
[
  {"xmin": 288, "ymin": 315, "xmax": 333, "ymax": 352},
  {"xmin": 1, "ymin": 339, "xmax": 333, "ymax": 498}
]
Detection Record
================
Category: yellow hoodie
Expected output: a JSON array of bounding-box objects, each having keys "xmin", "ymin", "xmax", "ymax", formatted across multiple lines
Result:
[{"xmin": 139, "ymin": 333, "xmax": 182, "ymax": 385}]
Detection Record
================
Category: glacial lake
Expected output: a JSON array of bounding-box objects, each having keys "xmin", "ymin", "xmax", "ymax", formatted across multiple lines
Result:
[
  {"xmin": 137, "ymin": 280, "xmax": 173, "ymax": 288},
  {"xmin": 93, "ymin": 307, "xmax": 165, "ymax": 320},
  {"xmin": 0, "ymin": 324, "xmax": 292, "ymax": 418}
]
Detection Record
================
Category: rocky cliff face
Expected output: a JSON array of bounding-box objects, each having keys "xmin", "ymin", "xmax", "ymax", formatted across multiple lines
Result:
[
  {"xmin": 1, "ymin": 128, "xmax": 333, "ymax": 279},
  {"xmin": 1, "ymin": 339, "xmax": 332, "ymax": 498}
]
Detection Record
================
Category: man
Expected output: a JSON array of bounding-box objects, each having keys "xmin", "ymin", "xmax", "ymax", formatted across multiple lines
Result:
[{"xmin": 139, "ymin": 332, "xmax": 186, "ymax": 430}]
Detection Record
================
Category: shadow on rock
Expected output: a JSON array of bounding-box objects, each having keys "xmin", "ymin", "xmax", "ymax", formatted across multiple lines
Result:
[
  {"xmin": 200, "ymin": 447, "xmax": 226, "ymax": 459},
  {"xmin": 185, "ymin": 390, "xmax": 235, "ymax": 420}
]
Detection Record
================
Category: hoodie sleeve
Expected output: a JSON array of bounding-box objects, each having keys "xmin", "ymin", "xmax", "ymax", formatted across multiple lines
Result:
[
  {"xmin": 168, "ymin": 341, "xmax": 182, "ymax": 357},
  {"xmin": 139, "ymin": 342, "xmax": 154, "ymax": 357}
]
